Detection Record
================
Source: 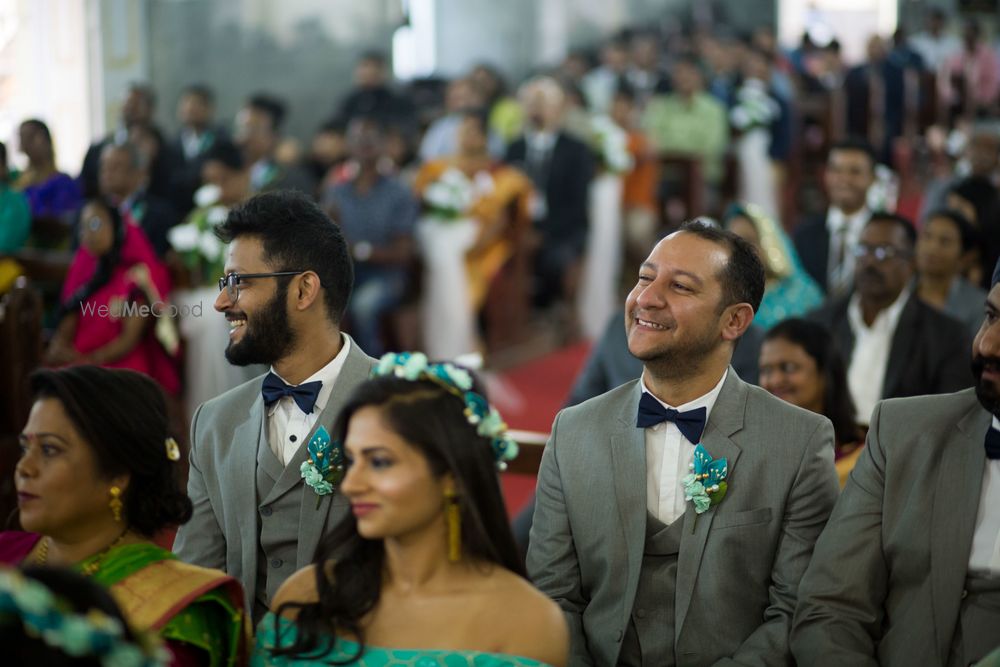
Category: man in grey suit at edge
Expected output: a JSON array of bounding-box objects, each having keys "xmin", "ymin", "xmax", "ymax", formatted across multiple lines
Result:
[
  {"xmin": 173, "ymin": 190, "xmax": 375, "ymax": 623},
  {"xmin": 528, "ymin": 221, "xmax": 839, "ymax": 666},
  {"xmin": 791, "ymin": 258, "xmax": 1000, "ymax": 665}
]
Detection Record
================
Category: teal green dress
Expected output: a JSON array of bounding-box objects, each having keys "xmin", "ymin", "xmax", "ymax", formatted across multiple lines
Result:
[{"xmin": 253, "ymin": 613, "xmax": 550, "ymax": 667}]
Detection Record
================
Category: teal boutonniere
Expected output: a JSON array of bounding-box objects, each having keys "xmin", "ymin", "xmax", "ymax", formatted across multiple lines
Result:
[
  {"xmin": 682, "ymin": 444, "xmax": 729, "ymax": 531},
  {"xmin": 299, "ymin": 426, "xmax": 345, "ymax": 507}
]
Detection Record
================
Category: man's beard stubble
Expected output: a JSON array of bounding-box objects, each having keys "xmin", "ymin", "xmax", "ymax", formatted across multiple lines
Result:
[
  {"xmin": 224, "ymin": 287, "xmax": 296, "ymax": 367},
  {"xmin": 973, "ymin": 354, "xmax": 1000, "ymax": 419}
]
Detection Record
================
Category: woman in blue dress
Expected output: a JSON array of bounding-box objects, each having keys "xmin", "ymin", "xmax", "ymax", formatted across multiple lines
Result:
[
  {"xmin": 723, "ymin": 202, "xmax": 824, "ymax": 330},
  {"xmin": 253, "ymin": 352, "xmax": 568, "ymax": 667}
]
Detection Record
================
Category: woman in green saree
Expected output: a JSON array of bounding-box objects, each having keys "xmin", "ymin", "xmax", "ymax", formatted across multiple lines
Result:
[{"xmin": 0, "ymin": 365, "xmax": 248, "ymax": 666}]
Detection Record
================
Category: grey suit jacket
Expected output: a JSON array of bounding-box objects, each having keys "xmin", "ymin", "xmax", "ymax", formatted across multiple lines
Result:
[
  {"xmin": 172, "ymin": 337, "xmax": 376, "ymax": 609},
  {"xmin": 528, "ymin": 370, "xmax": 839, "ymax": 666},
  {"xmin": 792, "ymin": 389, "xmax": 993, "ymax": 666}
]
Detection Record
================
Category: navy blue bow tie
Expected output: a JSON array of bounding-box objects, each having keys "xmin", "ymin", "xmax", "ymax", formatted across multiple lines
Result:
[
  {"xmin": 261, "ymin": 372, "xmax": 322, "ymax": 414},
  {"xmin": 636, "ymin": 392, "xmax": 707, "ymax": 444},
  {"xmin": 987, "ymin": 428, "xmax": 1000, "ymax": 460}
]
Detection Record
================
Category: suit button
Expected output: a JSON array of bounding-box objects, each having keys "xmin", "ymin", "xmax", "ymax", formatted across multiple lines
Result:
[
  {"xmin": 260, "ymin": 507, "xmax": 272, "ymax": 517},
  {"xmin": 270, "ymin": 558, "xmax": 283, "ymax": 568},
  {"xmin": 962, "ymin": 589, "xmax": 969, "ymax": 599},
  {"xmin": 616, "ymin": 629, "xmax": 623, "ymax": 642},
  {"xmin": 636, "ymin": 608, "xmax": 646, "ymax": 619}
]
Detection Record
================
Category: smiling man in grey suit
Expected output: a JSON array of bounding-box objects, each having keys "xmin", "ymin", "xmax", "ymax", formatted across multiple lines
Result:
[
  {"xmin": 172, "ymin": 190, "xmax": 375, "ymax": 622},
  {"xmin": 792, "ymin": 259, "xmax": 1000, "ymax": 666},
  {"xmin": 528, "ymin": 221, "xmax": 840, "ymax": 666}
]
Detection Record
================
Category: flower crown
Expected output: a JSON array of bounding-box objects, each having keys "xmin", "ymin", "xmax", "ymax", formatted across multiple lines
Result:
[
  {"xmin": 372, "ymin": 352, "xmax": 519, "ymax": 470},
  {"xmin": 0, "ymin": 568, "xmax": 167, "ymax": 666}
]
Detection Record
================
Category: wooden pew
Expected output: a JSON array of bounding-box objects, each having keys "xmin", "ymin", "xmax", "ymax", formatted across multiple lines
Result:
[{"xmin": 0, "ymin": 279, "xmax": 44, "ymax": 525}]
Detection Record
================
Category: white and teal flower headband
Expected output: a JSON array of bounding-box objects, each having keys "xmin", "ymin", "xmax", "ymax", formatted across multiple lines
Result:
[
  {"xmin": 372, "ymin": 352, "xmax": 519, "ymax": 470},
  {"xmin": 0, "ymin": 568, "xmax": 167, "ymax": 666}
]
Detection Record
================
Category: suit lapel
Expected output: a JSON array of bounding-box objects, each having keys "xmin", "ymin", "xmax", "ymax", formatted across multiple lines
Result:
[
  {"xmin": 929, "ymin": 396, "xmax": 990, "ymax": 662},
  {"xmin": 293, "ymin": 341, "xmax": 375, "ymax": 565},
  {"xmin": 675, "ymin": 371, "xmax": 745, "ymax": 641},
  {"xmin": 882, "ymin": 295, "xmax": 918, "ymax": 399},
  {"xmin": 231, "ymin": 385, "xmax": 265, "ymax": 599},
  {"xmin": 610, "ymin": 386, "xmax": 648, "ymax": 622}
]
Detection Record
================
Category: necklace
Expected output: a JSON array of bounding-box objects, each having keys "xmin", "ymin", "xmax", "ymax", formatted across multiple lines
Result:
[{"xmin": 33, "ymin": 531, "xmax": 130, "ymax": 576}]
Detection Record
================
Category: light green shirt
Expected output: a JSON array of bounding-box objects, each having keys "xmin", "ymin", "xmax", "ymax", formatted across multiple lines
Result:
[{"xmin": 641, "ymin": 92, "xmax": 729, "ymax": 183}]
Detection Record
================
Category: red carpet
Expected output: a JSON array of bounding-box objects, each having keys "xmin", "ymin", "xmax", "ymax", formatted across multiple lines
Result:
[{"xmin": 492, "ymin": 342, "xmax": 592, "ymax": 517}]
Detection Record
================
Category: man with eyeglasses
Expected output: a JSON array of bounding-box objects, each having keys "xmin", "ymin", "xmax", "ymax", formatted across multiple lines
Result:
[
  {"xmin": 808, "ymin": 212, "xmax": 972, "ymax": 425},
  {"xmin": 173, "ymin": 190, "xmax": 375, "ymax": 623},
  {"xmin": 792, "ymin": 258, "xmax": 1000, "ymax": 667}
]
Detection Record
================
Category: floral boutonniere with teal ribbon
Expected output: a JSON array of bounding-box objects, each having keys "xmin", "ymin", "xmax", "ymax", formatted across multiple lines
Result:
[
  {"xmin": 682, "ymin": 444, "xmax": 728, "ymax": 531},
  {"xmin": 299, "ymin": 426, "xmax": 345, "ymax": 508}
]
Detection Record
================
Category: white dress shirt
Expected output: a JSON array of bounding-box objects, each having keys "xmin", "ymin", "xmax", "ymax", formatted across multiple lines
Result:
[
  {"xmin": 641, "ymin": 370, "xmax": 728, "ymax": 525},
  {"xmin": 847, "ymin": 288, "xmax": 910, "ymax": 425},
  {"xmin": 266, "ymin": 335, "xmax": 351, "ymax": 466},
  {"xmin": 826, "ymin": 206, "xmax": 871, "ymax": 294},
  {"xmin": 969, "ymin": 416, "xmax": 1000, "ymax": 575}
]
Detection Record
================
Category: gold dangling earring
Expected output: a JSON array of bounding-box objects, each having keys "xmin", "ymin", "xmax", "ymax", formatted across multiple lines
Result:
[
  {"xmin": 109, "ymin": 486, "xmax": 123, "ymax": 523},
  {"xmin": 445, "ymin": 488, "xmax": 461, "ymax": 562}
]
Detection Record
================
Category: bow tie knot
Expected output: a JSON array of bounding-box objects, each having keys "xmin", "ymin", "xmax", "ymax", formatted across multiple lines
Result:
[
  {"xmin": 261, "ymin": 372, "xmax": 323, "ymax": 414},
  {"xmin": 987, "ymin": 428, "xmax": 1000, "ymax": 460},
  {"xmin": 636, "ymin": 392, "xmax": 707, "ymax": 444}
]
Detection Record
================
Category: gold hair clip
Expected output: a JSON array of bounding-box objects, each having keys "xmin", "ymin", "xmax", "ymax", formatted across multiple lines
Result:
[{"xmin": 164, "ymin": 437, "xmax": 181, "ymax": 462}]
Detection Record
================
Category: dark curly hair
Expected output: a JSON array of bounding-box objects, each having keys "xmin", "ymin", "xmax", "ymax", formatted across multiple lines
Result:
[
  {"xmin": 28, "ymin": 365, "xmax": 192, "ymax": 536},
  {"xmin": 215, "ymin": 190, "xmax": 354, "ymax": 324},
  {"xmin": 271, "ymin": 373, "xmax": 524, "ymax": 662},
  {"xmin": 764, "ymin": 318, "xmax": 860, "ymax": 446}
]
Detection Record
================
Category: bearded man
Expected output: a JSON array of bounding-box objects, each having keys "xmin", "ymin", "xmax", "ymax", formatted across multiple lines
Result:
[
  {"xmin": 173, "ymin": 190, "xmax": 375, "ymax": 622},
  {"xmin": 793, "ymin": 257, "xmax": 1000, "ymax": 666}
]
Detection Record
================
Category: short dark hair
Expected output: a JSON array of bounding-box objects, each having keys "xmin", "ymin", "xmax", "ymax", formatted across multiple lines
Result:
[
  {"xmin": 101, "ymin": 140, "xmax": 145, "ymax": 170},
  {"xmin": 866, "ymin": 211, "xmax": 917, "ymax": 250},
  {"xmin": 764, "ymin": 319, "xmax": 859, "ymax": 446},
  {"xmin": 925, "ymin": 208, "xmax": 979, "ymax": 252},
  {"xmin": 216, "ymin": 190, "xmax": 354, "ymax": 323},
  {"xmin": 359, "ymin": 50, "xmax": 387, "ymax": 66},
  {"xmin": 828, "ymin": 137, "xmax": 878, "ymax": 170},
  {"xmin": 28, "ymin": 366, "xmax": 192, "ymax": 537},
  {"xmin": 678, "ymin": 220, "xmax": 765, "ymax": 313},
  {"xmin": 246, "ymin": 93, "xmax": 287, "ymax": 132},
  {"xmin": 0, "ymin": 141, "xmax": 7, "ymax": 168},
  {"xmin": 181, "ymin": 83, "xmax": 215, "ymax": 105},
  {"xmin": 202, "ymin": 138, "xmax": 244, "ymax": 171},
  {"xmin": 126, "ymin": 82, "xmax": 156, "ymax": 108}
]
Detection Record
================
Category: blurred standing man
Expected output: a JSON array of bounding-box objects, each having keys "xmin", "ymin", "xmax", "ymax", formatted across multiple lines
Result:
[
  {"xmin": 794, "ymin": 138, "xmax": 877, "ymax": 295},
  {"xmin": 234, "ymin": 93, "xmax": 315, "ymax": 196},
  {"xmin": 793, "ymin": 258, "xmax": 1000, "ymax": 666},
  {"xmin": 529, "ymin": 222, "xmax": 838, "ymax": 665}
]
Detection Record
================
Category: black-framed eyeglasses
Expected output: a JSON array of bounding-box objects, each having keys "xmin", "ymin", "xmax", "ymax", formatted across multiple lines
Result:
[
  {"xmin": 218, "ymin": 271, "xmax": 305, "ymax": 304},
  {"xmin": 852, "ymin": 244, "xmax": 910, "ymax": 262}
]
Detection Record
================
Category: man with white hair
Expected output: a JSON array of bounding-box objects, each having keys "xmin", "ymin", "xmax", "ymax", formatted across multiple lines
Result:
[{"xmin": 505, "ymin": 76, "xmax": 595, "ymax": 312}]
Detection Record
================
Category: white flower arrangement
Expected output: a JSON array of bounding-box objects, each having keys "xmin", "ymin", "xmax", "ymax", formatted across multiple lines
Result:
[
  {"xmin": 590, "ymin": 115, "xmax": 633, "ymax": 174},
  {"xmin": 729, "ymin": 79, "xmax": 780, "ymax": 132}
]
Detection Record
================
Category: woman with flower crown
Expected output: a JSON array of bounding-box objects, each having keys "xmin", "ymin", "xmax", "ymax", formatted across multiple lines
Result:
[
  {"xmin": 0, "ymin": 365, "xmax": 248, "ymax": 667},
  {"xmin": 413, "ymin": 109, "xmax": 532, "ymax": 360},
  {"xmin": 254, "ymin": 352, "xmax": 568, "ymax": 666}
]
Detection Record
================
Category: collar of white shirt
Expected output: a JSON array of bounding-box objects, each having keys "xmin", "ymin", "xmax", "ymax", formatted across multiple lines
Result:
[
  {"xmin": 847, "ymin": 284, "xmax": 912, "ymax": 336},
  {"xmin": 826, "ymin": 206, "xmax": 871, "ymax": 236},
  {"xmin": 266, "ymin": 334, "xmax": 351, "ymax": 417},
  {"xmin": 526, "ymin": 131, "xmax": 556, "ymax": 153},
  {"xmin": 639, "ymin": 368, "xmax": 729, "ymax": 438}
]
